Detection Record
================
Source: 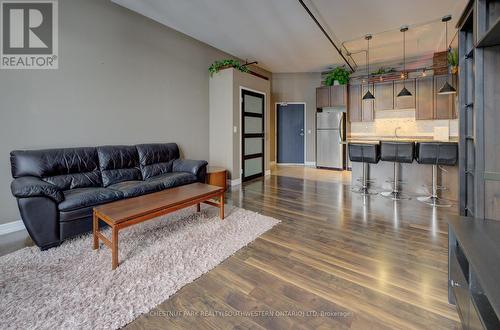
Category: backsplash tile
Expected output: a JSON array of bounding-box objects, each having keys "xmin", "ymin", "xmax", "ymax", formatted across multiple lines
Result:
[{"xmin": 350, "ymin": 109, "xmax": 458, "ymax": 137}]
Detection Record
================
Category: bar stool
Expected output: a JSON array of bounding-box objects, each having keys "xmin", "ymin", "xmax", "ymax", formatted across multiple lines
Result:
[
  {"xmin": 348, "ymin": 142, "xmax": 380, "ymax": 195},
  {"xmin": 379, "ymin": 141, "xmax": 415, "ymax": 200},
  {"xmin": 416, "ymin": 142, "xmax": 458, "ymax": 207}
]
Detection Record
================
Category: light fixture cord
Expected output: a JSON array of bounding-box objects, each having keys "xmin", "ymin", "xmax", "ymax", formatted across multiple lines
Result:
[
  {"xmin": 445, "ymin": 19, "xmax": 450, "ymax": 81},
  {"xmin": 403, "ymin": 29, "xmax": 406, "ymax": 86},
  {"xmin": 367, "ymin": 37, "xmax": 370, "ymax": 82}
]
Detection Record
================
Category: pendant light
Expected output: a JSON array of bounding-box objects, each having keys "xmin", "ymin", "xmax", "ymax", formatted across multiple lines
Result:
[
  {"xmin": 362, "ymin": 34, "xmax": 375, "ymax": 100},
  {"xmin": 397, "ymin": 26, "xmax": 412, "ymax": 97},
  {"xmin": 438, "ymin": 15, "xmax": 457, "ymax": 95}
]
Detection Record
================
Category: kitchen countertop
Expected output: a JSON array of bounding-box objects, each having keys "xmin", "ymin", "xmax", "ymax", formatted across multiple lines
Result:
[{"xmin": 346, "ymin": 136, "xmax": 459, "ymax": 144}]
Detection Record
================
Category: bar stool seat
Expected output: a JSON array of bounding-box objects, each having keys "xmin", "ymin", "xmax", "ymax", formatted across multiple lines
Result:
[
  {"xmin": 380, "ymin": 141, "xmax": 415, "ymax": 200},
  {"xmin": 416, "ymin": 142, "xmax": 458, "ymax": 207},
  {"xmin": 348, "ymin": 142, "xmax": 380, "ymax": 195}
]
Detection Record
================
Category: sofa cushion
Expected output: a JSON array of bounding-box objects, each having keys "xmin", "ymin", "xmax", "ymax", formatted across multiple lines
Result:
[
  {"xmin": 107, "ymin": 180, "xmax": 164, "ymax": 198},
  {"xmin": 58, "ymin": 187, "xmax": 123, "ymax": 212},
  {"xmin": 10, "ymin": 147, "xmax": 102, "ymax": 190},
  {"xmin": 97, "ymin": 146, "xmax": 142, "ymax": 187},
  {"xmin": 136, "ymin": 143, "xmax": 180, "ymax": 179},
  {"xmin": 147, "ymin": 172, "xmax": 198, "ymax": 189},
  {"xmin": 59, "ymin": 205, "xmax": 94, "ymax": 223}
]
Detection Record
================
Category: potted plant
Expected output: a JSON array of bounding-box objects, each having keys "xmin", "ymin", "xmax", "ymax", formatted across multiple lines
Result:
[
  {"xmin": 448, "ymin": 48, "xmax": 458, "ymax": 74},
  {"xmin": 371, "ymin": 67, "xmax": 396, "ymax": 76},
  {"xmin": 325, "ymin": 66, "xmax": 350, "ymax": 86},
  {"xmin": 208, "ymin": 59, "xmax": 250, "ymax": 77}
]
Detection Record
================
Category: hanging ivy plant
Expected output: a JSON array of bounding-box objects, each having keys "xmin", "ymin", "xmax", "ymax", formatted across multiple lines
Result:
[
  {"xmin": 209, "ymin": 59, "xmax": 250, "ymax": 77},
  {"xmin": 325, "ymin": 66, "xmax": 350, "ymax": 86}
]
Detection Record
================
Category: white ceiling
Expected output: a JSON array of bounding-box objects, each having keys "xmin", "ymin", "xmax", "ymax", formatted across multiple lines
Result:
[{"xmin": 112, "ymin": 0, "xmax": 467, "ymax": 73}]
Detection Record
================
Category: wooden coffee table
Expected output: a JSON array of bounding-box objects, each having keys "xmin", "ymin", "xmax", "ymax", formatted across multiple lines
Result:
[{"xmin": 92, "ymin": 183, "xmax": 224, "ymax": 270}]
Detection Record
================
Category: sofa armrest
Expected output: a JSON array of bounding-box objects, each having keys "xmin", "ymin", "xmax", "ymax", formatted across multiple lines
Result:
[
  {"xmin": 11, "ymin": 176, "xmax": 64, "ymax": 203},
  {"xmin": 172, "ymin": 159, "xmax": 208, "ymax": 182}
]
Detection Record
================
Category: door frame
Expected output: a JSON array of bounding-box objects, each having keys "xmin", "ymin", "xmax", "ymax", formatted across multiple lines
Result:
[
  {"xmin": 275, "ymin": 102, "xmax": 307, "ymax": 165},
  {"xmin": 240, "ymin": 86, "xmax": 266, "ymax": 182}
]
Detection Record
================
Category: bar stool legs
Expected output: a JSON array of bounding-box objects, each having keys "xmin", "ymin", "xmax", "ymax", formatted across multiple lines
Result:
[
  {"xmin": 381, "ymin": 163, "xmax": 410, "ymax": 200},
  {"xmin": 352, "ymin": 163, "xmax": 377, "ymax": 195},
  {"xmin": 417, "ymin": 165, "xmax": 452, "ymax": 207}
]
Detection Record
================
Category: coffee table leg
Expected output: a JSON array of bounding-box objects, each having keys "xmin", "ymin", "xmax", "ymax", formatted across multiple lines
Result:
[
  {"xmin": 220, "ymin": 192, "xmax": 224, "ymax": 220},
  {"xmin": 112, "ymin": 226, "xmax": 119, "ymax": 270},
  {"xmin": 196, "ymin": 203, "xmax": 201, "ymax": 212},
  {"xmin": 93, "ymin": 211, "xmax": 99, "ymax": 250}
]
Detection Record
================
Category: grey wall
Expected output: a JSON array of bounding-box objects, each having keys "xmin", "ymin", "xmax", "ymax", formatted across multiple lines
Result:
[
  {"xmin": 271, "ymin": 73, "xmax": 321, "ymax": 164},
  {"xmin": 0, "ymin": 0, "xmax": 233, "ymax": 225}
]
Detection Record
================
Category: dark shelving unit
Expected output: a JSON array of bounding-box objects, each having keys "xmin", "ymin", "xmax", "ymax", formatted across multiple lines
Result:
[{"xmin": 457, "ymin": 0, "xmax": 500, "ymax": 220}]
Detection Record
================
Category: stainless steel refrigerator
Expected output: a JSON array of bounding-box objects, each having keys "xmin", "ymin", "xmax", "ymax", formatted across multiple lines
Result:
[{"xmin": 316, "ymin": 109, "xmax": 345, "ymax": 169}]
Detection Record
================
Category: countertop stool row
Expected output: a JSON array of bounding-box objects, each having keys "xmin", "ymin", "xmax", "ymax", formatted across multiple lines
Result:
[{"xmin": 348, "ymin": 141, "xmax": 458, "ymax": 207}]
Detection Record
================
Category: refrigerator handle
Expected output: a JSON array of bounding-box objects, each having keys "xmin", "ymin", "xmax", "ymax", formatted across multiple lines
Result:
[{"xmin": 338, "ymin": 113, "xmax": 343, "ymax": 142}]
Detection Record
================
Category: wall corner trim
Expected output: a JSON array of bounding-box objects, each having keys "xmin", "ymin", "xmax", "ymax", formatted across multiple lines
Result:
[{"xmin": 0, "ymin": 220, "xmax": 25, "ymax": 236}]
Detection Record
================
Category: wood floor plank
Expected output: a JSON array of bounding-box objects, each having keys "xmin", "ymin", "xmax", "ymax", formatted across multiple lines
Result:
[{"xmin": 125, "ymin": 168, "xmax": 460, "ymax": 329}]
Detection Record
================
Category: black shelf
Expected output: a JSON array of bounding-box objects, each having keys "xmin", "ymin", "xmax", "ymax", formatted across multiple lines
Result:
[
  {"xmin": 448, "ymin": 216, "xmax": 500, "ymax": 318},
  {"xmin": 477, "ymin": 16, "xmax": 500, "ymax": 47}
]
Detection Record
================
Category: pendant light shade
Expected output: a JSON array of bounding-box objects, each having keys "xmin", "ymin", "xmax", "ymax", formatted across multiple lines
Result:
[
  {"xmin": 363, "ymin": 89, "xmax": 375, "ymax": 100},
  {"xmin": 362, "ymin": 34, "xmax": 375, "ymax": 100},
  {"xmin": 397, "ymin": 86, "xmax": 412, "ymax": 97},
  {"xmin": 438, "ymin": 81, "xmax": 456, "ymax": 94},
  {"xmin": 397, "ymin": 26, "xmax": 412, "ymax": 97},
  {"xmin": 438, "ymin": 15, "xmax": 457, "ymax": 95}
]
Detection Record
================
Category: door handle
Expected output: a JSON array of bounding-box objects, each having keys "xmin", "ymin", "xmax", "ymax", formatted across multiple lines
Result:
[{"xmin": 299, "ymin": 133, "xmax": 304, "ymax": 136}]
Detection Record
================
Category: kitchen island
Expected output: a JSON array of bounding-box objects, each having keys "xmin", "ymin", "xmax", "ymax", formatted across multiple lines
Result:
[{"xmin": 348, "ymin": 136, "xmax": 459, "ymax": 201}]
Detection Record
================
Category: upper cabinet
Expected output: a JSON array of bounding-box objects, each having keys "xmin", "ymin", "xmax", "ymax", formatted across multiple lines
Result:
[
  {"xmin": 416, "ymin": 76, "xmax": 434, "ymax": 120},
  {"xmin": 330, "ymin": 85, "xmax": 347, "ymax": 107},
  {"xmin": 434, "ymin": 74, "xmax": 456, "ymax": 119},
  {"xmin": 316, "ymin": 86, "xmax": 330, "ymax": 109},
  {"xmin": 316, "ymin": 85, "xmax": 347, "ymax": 109},
  {"xmin": 374, "ymin": 81, "xmax": 394, "ymax": 110},
  {"xmin": 348, "ymin": 84, "xmax": 362, "ymax": 122},
  {"xmin": 393, "ymin": 79, "xmax": 416, "ymax": 109},
  {"xmin": 343, "ymin": 74, "xmax": 457, "ymax": 122}
]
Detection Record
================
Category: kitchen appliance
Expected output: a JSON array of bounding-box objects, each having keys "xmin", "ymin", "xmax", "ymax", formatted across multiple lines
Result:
[{"xmin": 316, "ymin": 109, "xmax": 346, "ymax": 169}]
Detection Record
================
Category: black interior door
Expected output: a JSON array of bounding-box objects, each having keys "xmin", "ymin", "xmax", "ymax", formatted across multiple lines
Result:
[{"xmin": 242, "ymin": 89, "xmax": 265, "ymax": 182}]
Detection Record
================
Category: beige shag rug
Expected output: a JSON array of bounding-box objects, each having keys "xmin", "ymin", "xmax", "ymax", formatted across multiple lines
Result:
[{"xmin": 0, "ymin": 206, "xmax": 279, "ymax": 330}]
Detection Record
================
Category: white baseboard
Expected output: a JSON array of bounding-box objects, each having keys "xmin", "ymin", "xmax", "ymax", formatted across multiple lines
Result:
[
  {"xmin": 305, "ymin": 161, "xmax": 316, "ymax": 166},
  {"xmin": 0, "ymin": 220, "xmax": 25, "ymax": 235},
  {"xmin": 228, "ymin": 178, "xmax": 241, "ymax": 186}
]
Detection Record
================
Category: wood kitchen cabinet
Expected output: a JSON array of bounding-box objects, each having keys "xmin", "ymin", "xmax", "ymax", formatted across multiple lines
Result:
[
  {"xmin": 316, "ymin": 86, "xmax": 330, "ymax": 109},
  {"xmin": 316, "ymin": 85, "xmax": 347, "ymax": 108},
  {"xmin": 330, "ymin": 85, "xmax": 347, "ymax": 107},
  {"xmin": 416, "ymin": 76, "xmax": 434, "ymax": 120},
  {"xmin": 434, "ymin": 74, "xmax": 456, "ymax": 119},
  {"xmin": 361, "ymin": 84, "xmax": 374, "ymax": 121},
  {"xmin": 393, "ymin": 79, "xmax": 416, "ymax": 109},
  {"xmin": 348, "ymin": 84, "xmax": 362, "ymax": 122},
  {"xmin": 374, "ymin": 81, "xmax": 394, "ymax": 110}
]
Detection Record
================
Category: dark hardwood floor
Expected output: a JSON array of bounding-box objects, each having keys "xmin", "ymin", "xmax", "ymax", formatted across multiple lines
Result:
[{"xmin": 125, "ymin": 168, "xmax": 460, "ymax": 329}]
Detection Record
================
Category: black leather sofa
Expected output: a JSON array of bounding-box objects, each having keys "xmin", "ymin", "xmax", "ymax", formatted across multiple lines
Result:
[{"xmin": 10, "ymin": 143, "xmax": 207, "ymax": 250}]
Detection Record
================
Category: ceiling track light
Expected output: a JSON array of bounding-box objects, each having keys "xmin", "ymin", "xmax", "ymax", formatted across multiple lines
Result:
[
  {"xmin": 362, "ymin": 34, "xmax": 375, "ymax": 100},
  {"xmin": 397, "ymin": 26, "xmax": 412, "ymax": 98},
  {"xmin": 438, "ymin": 15, "xmax": 456, "ymax": 95}
]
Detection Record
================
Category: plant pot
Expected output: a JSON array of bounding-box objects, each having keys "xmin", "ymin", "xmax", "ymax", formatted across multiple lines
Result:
[
  {"xmin": 451, "ymin": 66, "xmax": 458, "ymax": 75},
  {"xmin": 333, "ymin": 80, "xmax": 340, "ymax": 86}
]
